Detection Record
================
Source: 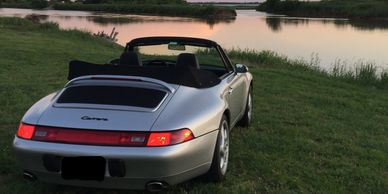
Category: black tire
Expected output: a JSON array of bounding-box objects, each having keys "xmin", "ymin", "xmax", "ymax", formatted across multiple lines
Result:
[
  {"xmin": 237, "ymin": 86, "xmax": 253, "ymax": 127},
  {"xmin": 206, "ymin": 115, "xmax": 230, "ymax": 182}
]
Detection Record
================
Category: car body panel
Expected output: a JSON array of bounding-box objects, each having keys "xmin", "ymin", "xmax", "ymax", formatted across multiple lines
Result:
[
  {"xmin": 228, "ymin": 72, "xmax": 253, "ymax": 127},
  {"xmin": 22, "ymin": 92, "xmax": 58, "ymax": 125},
  {"xmin": 151, "ymin": 82, "xmax": 225, "ymax": 136}
]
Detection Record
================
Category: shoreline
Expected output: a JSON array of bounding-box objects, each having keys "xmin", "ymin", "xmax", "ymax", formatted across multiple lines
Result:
[
  {"xmin": 0, "ymin": 3, "xmax": 237, "ymax": 19},
  {"xmin": 257, "ymin": 0, "xmax": 388, "ymax": 21}
]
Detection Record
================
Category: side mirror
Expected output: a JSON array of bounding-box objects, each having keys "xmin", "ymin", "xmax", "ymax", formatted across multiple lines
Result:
[{"xmin": 235, "ymin": 64, "xmax": 249, "ymax": 73}]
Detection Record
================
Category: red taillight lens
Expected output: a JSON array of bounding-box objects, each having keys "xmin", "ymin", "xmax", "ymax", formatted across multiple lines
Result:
[
  {"xmin": 17, "ymin": 125, "xmax": 194, "ymax": 147},
  {"xmin": 17, "ymin": 123, "xmax": 36, "ymax": 139},
  {"xmin": 32, "ymin": 126, "xmax": 148, "ymax": 146},
  {"xmin": 147, "ymin": 132, "xmax": 171, "ymax": 146},
  {"xmin": 147, "ymin": 128, "xmax": 194, "ymax": 147}
]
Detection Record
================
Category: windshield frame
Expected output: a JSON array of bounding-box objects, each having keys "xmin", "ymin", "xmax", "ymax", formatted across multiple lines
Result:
[{"xmin": 125, "ymin": 37, "xmax": 235, "ymax": 77}]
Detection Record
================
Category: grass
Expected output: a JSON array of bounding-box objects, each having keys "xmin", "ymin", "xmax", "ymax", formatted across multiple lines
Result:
[
  {"xmin": 226, "ymin": 49, "xmax": 388, "ymax": 89},
  {"xmin": 257, "ymin": 0, "xmax": 388, "ymax": 19},
  {"xmin": 1, "ymin": 17, "xmax": 388, "ymax": 193}
]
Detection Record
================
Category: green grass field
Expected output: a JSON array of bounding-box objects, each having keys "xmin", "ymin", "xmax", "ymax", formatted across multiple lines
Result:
[{"xmin": 0, "ymin": 17, "xmax": 387, "ymax": 193}]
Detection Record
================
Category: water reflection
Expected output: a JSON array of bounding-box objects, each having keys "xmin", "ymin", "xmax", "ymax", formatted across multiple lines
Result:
[
  {"xmin": 84, "ymin": 15, "xmax": 235, "ymax": 27},
  {"xmin": 87, "ymin": 16, "xmax": 147, "ymax": 25},
  {"xmin": 0, "ymin": 8, "xmax": 235, "ymax": 27},
  {"xmin": 346, "ymin": 20, "xmax": 388, "ymax": 31},
  {"xmin": 24, "ymin": 14, "xmax": 48, "ymax": 23},
  {"xmin": 265, "ymin": 17, "xmax": 347, "ymax": 32},
  {"xmin": 265, "ymin": 16, "xmax": 388, "ymax": 32},
  {"xmin": 265, "ymin": 17, "xmax": 281, "ymax": 32}
]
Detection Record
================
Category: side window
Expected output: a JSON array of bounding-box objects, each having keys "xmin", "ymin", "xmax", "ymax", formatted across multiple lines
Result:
[{"xmin": 196, "ymin": 47, "xmax": 228, "ymax": 76}]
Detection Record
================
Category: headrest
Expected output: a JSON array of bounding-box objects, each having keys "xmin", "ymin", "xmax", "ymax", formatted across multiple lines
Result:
[
  {"xmin": 176, "ymin": 53, "xmax": 199, "ymax": 69},
  {"xmin": 119, "ymin": 51, "xmax": 143, "ymax": 66}
]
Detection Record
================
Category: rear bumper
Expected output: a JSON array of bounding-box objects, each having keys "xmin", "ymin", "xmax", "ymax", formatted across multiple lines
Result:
[{"xmin": 12, "ymin": 130, "xmax": 218, "ymax": 189}]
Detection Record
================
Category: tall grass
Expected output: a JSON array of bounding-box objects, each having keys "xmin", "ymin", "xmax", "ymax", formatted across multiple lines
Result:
[
  {"xmin": 0, "ymin": 17, "xmax": 59, "ymax": 30},
  {"xmin": 226, "ymin": 48, "xmax": 388, "ymax": 89},
  {"xmin": 225, "ymin": 49, "xmax": 323, "ymax": 75},
  {"xmin": 0, "ymin": 17, "xmax": 115, "ymax": 44},
  {"xmin": 331, "ymin": 60, "xmax": 388, "ymax": 88}
]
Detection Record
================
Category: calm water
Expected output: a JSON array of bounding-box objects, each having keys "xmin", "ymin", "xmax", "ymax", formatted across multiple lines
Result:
[{"xmin": 1, "ymin": 8, "xmax": 388, "ymax": 70}]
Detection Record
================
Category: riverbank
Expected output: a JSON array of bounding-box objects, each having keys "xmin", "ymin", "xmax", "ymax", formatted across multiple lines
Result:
[
  {"xmin": 53, "ymin": 3, "xmax": 236, "ymax": 19},
  {"xmin": 257, "ymin": 0, "xmax": 388, "ymax": 19},
  {"xmin": 0, "ymin": 17, "xmax": 387, "ymax": 193},
  {"xmin": 189, "ymin": 2, "xmax": 259, "ymax": 10},
  {"xmin": 0, "ymin": 2, "xmax": 236, "ymax": 19}
]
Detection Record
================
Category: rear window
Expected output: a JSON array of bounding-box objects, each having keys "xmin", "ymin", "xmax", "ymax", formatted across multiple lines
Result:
[{"xmin": 57, "ymin": 86, "xmax": 166, "ymax": 109}]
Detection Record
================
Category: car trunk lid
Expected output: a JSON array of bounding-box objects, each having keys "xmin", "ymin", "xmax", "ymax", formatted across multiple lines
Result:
[
  {"xmin": 37, "ymin": 107, "xmax": 162, "ymax": 132},
  {"xmin": 36, "ymin": 80, "xmax": 177, "ymax": 132}
]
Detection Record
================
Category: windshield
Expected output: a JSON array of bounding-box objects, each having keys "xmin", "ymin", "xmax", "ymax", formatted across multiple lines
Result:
[{"xmin": 133, "ymin": 43, "xmax": 229, "ymax": 77}]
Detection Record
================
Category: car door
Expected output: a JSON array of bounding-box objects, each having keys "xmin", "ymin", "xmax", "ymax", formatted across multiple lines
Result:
[
  {"xmin": 216, "ymin": 46, "xmax": 247, "ymax": 125},
  {"xmin": 225, "ymin": 72, "xmax": 247, "ymax": 125}
]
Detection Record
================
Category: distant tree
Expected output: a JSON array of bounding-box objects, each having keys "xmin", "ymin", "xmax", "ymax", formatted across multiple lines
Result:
[
  {"xmin": 83, "ymin": 0, "xmax": 107, "ymax": 4},
  {"xmin": 259, "ymin": 0, "xmax": 301, "ymax": 12},
  {"xmin": 30, "ymin": 0, "xmax": 48, "ymax": 8},
  {"xmin": 268, "ymin": 0, "xmax": 281, "ymax": 10},
  {"xmin": 107, "ymin": 0, "xmax": 186, "ymax": 4}
]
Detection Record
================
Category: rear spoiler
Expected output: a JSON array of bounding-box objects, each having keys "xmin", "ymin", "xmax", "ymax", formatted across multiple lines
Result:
[{"xmin": 68, "ymin": 60, "xmax": 220, "ymax": 89}]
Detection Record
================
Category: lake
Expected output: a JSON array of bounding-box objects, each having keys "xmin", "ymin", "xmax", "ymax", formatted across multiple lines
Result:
[{"xmin": 1, "ymin": 8, "xmax": 388, "ymax": 70}]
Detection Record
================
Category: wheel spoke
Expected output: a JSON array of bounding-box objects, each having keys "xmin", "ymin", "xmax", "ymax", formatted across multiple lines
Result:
[
  {"xmin": 219, "ymin": 120, "xmax": 229, "ymax": 174},
  {"xmin": 247, "ymin": 93, "xmax": 252, "ymax": 121}
]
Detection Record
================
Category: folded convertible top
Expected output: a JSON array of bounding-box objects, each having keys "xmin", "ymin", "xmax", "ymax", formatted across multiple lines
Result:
[{"xmin": 68, "ymin": 60, "xmax": 221, "ymax": 88}]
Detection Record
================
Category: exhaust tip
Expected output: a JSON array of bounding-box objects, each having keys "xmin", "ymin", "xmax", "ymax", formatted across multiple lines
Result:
[
  {"xmin": 23, "ymin": 171, "xmax": 37, "ymax": 182},
  {"xmin": 146, "ymin": 181, "xmax": 168, "ymax": 192}
]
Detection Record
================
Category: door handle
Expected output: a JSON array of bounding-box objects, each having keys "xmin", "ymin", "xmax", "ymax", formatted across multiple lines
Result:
[{"xmin": 228, "ymin": 88, "xmax": 234, "ymax": 94}]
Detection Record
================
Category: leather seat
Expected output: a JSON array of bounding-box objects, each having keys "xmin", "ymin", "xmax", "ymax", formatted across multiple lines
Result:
[
  {"xmin": 176, "ymin": 53, "xmax": 200, "ymax": 69},
  {"xmin": 119, "ymin": 51, "xmax": 143, "ymax": 67}
]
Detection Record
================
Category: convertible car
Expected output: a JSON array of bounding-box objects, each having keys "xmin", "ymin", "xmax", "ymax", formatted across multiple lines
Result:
[{"xmin": 13, "ymin": 37, "xmax": 253, "ymax": 191}]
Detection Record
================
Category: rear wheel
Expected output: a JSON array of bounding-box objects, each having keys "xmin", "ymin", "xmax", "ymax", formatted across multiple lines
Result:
[
  {"xmin": 206, "ymin": 115, "xmax": 229, "ymax": 181},
  {"xmin": 238, "ymin": 87, "xmax": 252, "ymax": 127}
]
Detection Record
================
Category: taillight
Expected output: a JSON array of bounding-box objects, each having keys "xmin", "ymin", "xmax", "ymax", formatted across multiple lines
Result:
[
  {"xmin": 32, "ymin": 126, "xmax": 148, "ymax": 146},
  {"xmin": 17, "ymin": 123, "xmax": 36, "ymax": 139},
  {"xmin": 147, "ymin": 128, "xmax": 194, "ymax": 147},
  {"xmin": 16, "ymin": 124, "xmax": 194, "ymax": 147}
]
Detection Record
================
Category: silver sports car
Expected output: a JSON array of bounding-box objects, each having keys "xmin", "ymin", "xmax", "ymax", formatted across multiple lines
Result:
[{"xmin": 13, "ymin": 37, "xmax": 253, "ymax": 191}]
